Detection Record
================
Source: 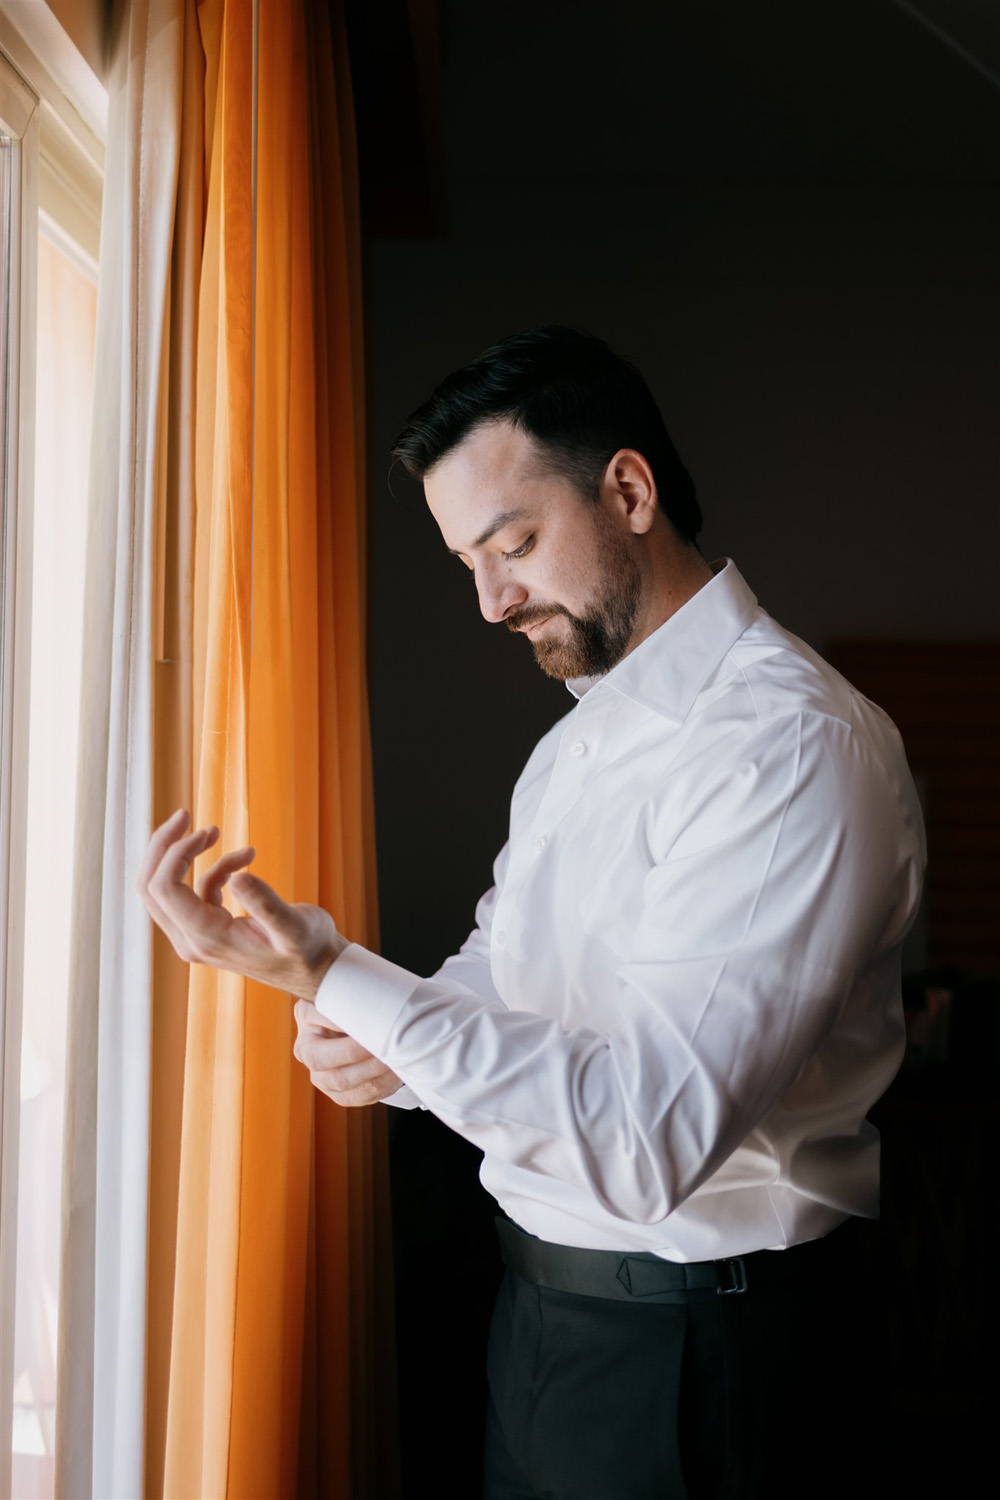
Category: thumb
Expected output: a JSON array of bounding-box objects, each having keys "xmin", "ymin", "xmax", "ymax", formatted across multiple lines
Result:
[{"xmin": 231, "ymin": 872, "xmax": 299, "ymax": 942}]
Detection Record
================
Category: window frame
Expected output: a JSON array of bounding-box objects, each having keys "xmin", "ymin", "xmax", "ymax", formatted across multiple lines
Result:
[{"xmin": 0, "ymin": 56, "xmax": 40, "ymax": 1500}]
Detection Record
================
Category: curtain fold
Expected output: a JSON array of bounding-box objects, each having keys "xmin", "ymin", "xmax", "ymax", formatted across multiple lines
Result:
[
  {"xmin": 161, "ymin": 1, "xmax": 253, "ymax": 1485},
  {"xmin": 305, "ymin": 2, "xmax": 398, "ymax": 1492},
  {"xmin": 161, "ymin": 1, "xmax": 397, "ymax": 1494},
  {"xmin": 56, "ymin": 1, "xmax": 394, "ymax": 1491},
  {"xmin": 147, "ymin": 0, "xmax": 205, "ymax": 1492},
  {"xmin": 55, "ymin": 3, "xmax": 186, "ymax": 1496}
]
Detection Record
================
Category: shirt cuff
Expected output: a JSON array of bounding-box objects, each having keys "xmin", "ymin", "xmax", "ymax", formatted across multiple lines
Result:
[
  {"xmin": 314, "ymin": 942, "xmax": 422, "ymax": 1058},
  {"xmin": 384, "ymin": 1085, "xmax": 426, "ymax": 1110}
]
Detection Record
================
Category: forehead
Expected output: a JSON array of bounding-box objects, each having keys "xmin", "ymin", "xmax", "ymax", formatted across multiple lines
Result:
[{"xmin": 423, "ymin": 421, "xmax": 575, "ymax": 550}]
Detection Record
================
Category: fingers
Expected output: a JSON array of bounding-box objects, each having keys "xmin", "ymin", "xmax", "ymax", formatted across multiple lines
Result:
[
  {"xmin": 296, "ymin": 1029, "xmax": 374, "ymax": 1073},
  {"xmin": 229, "ymin": 871, "xmax": 300, "ymax": 944},
  {"xmin": 146, "ymin": 823, "xmax": 221, "ymax": 917},
  {"xmin": 147, "ymin": 825, "xmax": 226, "ymax": 959},
  {"xmin": 137, "ymin": 813, "xmax": 235, "ymax": 964},
  {"xmin": 196, "ymin": 845, "xmax": 256, "ymax": 906},
  {"xmin": 136, "ymin": 811, "xmax": 207, "ymax": 954},
  {"xmin": 154, "ymin": 823, "xmax": 221, "ymax": 890},
  {"xmin": 293, "ymin": 1016, "xmax": 403, "ymax": 1106},
  {"xmin": 308, "ymin": 1063, "xmax": 404, "ymax": 1108},
  {"xmin": 134, "ymin": 807, "xmax": 190, "ymax": 894},
  {"xmin": 322, "ymin": 1072, "xmax": 404, "ymax": 1107},
  {"xmin": 294, "ymin": 998, "xmax": 342, "ymax": 1034},
  {"xmin": 137, "ymin": 814, "xmax": 341, "ymax": 1000}
]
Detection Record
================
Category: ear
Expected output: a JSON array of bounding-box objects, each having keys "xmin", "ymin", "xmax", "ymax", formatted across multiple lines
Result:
[{"xmin": 602, "ymin": 449, "xmax": 658, "ymax": 535}]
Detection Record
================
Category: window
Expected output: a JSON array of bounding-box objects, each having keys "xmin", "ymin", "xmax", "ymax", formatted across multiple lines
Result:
[{"xmin": 0, "ymin": 12, "xmax": 104, "ymax": 1497}]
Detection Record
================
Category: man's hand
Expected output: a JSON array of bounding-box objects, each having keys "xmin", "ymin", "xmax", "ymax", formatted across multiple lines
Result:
[
  {"xmin": 294, "ymin": 999, "xmax": 403, "ymax": 1107},
  {"xmin": 136, "ymin": 809, "xmax": 346, "ymax": 1001}
]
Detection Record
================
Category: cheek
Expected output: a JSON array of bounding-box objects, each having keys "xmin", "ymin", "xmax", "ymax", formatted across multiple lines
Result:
[
  {"xmin": 535, "ymin": 543, "xmax": 596, "ymax": 600},
  {"xmin": 543, "ymin": 556, "xmax": 603, "ymax": 614}
]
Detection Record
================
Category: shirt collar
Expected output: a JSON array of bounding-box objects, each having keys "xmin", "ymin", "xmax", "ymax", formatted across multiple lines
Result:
[{"xmin": 565, "ymin": 559, "xmax": 759, "ymax": 722}]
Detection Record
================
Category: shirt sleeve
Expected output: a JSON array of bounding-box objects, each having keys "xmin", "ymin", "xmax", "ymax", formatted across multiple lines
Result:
[
  {"xmin": 316, "ymin": 714, "xmax": 923, "ymax": 1224},
  {"xmin": 376, "ymin": 843, "xmax": 510, "ymax": 1112}
]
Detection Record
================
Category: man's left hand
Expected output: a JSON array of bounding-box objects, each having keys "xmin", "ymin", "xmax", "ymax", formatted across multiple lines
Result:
[
  {"xmin": 294, "ymin": 1000, "xmax": 403, "ymax": 1106},
  {"xmin": 136, "ymin": 808, "xmax": 346, "ymax": 1001}
]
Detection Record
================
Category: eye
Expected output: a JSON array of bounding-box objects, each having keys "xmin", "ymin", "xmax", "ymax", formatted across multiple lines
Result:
[{"xmin": 501, "ymin": 537, "xmax": 533, "ymax": 562}]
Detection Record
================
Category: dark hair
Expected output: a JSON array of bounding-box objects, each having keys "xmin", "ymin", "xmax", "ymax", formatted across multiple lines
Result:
[{"xmin": 390, "ymin": 325, "xmax": 702, "ymax": 543}]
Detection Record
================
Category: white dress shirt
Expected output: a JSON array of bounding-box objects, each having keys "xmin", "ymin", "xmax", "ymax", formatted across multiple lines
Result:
[{"xmin": 316, "ymin": 560, "xmax": 925, "ymax": 1261}]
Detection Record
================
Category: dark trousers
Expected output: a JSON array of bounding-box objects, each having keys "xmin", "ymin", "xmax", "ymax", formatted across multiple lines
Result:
[{"xmin": 483, "ymin": 1221, "xmax": 882, "ymax": 1500}]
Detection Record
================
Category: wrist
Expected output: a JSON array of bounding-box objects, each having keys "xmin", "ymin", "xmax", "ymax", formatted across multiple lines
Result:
[{"xmin": 305, "ymin": 932, "xmax": 348, "ymax": 1002}]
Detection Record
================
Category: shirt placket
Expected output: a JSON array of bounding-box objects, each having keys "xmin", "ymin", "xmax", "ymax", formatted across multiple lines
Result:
[{"xmin": 491, "ymin": 690, "xmax": 616, "ymax": 968}]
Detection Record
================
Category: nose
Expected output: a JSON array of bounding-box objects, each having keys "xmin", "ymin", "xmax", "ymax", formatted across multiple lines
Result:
[{"xmin": 475, "ymin": 563, "xmax": 528, "ymax": 624}]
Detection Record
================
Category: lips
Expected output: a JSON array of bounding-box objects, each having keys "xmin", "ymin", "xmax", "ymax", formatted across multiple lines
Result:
[{"xmin": 524, "ymin": 616, "xmax": 554, "ymax": 638}]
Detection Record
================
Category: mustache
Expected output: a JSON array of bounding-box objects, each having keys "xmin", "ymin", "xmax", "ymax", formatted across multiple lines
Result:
[{"xmin": 506, "ymin": 604, "xmax": 568, "ymax": 633}]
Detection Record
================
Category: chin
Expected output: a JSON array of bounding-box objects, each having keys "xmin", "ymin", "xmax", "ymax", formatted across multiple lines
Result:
[{"xmin": 531, "ymin": 642, "xmax": 585, "ymax": 680}]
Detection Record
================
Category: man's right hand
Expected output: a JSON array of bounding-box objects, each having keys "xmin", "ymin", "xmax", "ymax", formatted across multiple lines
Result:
[{"xmin": 293, "ymin": 999, "xmax": 404, "ymax": 1107}]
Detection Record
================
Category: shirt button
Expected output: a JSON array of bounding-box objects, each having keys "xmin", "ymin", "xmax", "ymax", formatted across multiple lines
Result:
[
  {"xmin": 570, "ymin": 740, "xmax": 587, "ymax": 757},
  {"xmin": 534, "ymin": 835, "xmax": 548, "ymax": 853},
  {"xmin": 496, "ymin": 929, "xmax": 507, "ymax": 946}
]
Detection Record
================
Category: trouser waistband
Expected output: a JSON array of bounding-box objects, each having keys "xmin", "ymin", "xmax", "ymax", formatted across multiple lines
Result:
[{"xmin": 495, "ymin": 1215, "xmax": 851, "ymax": 1304}]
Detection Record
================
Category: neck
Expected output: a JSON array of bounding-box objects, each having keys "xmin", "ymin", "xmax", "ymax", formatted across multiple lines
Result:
[{"xmin": 626, "ymin": 530, "xmax": 714, "ymax": 655}]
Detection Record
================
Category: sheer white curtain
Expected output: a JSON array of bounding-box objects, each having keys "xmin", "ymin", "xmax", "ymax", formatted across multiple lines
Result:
[{"xmin": 55, "ymin": 3, "xmax": 185, "ymax": 1495}]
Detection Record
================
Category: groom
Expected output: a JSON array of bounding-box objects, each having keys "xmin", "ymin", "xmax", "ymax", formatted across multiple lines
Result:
[{"xmin": 139, "ymin": 326, "xmax": 922, "ymax": 1497}]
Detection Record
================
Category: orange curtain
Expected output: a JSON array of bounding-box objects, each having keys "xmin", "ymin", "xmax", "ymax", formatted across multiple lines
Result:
[
  {"xmin": 152, "ymin": 1, "xmax": 396, "ymax": 1494},
  {"xmin": 301, "ymin": 1, "xmax": 399, "ymax": 1495}
]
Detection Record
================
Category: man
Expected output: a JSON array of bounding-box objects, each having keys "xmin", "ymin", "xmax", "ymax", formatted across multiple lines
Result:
[{"xmin": 139, "ymin": 327, "xmax": 925, "ymax": 1498}]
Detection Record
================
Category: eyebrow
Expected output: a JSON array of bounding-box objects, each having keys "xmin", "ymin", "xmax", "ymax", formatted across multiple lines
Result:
[{"xmin": 448, "ymin": 507, "xmax": 531, "ymax": 556}]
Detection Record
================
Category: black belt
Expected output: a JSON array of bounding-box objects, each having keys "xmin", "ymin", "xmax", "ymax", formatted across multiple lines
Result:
[{"xmin": 496, "ymin": 1215, "xmax": 850, "ymax": 1305}]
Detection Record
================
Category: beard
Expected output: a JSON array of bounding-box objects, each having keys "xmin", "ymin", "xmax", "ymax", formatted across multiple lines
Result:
[{"xmin": 506, "ymin": 525, "xmax": 642, "ymax": 680}]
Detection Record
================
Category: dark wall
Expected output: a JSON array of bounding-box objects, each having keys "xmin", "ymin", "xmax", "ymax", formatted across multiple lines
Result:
[
  {"xmin": 355, "ymin": 3, "xmax": 1000, "ymax": 1492},
  {"xmin": 366, "ymin": 3, "xmax": 1000, "ymax": 976},
  {"xmin": 369, "ymin": 174, "xmax": 1000, "ymax": 947}
]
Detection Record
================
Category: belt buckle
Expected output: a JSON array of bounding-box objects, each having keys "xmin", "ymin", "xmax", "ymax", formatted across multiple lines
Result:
[{"xmin": 716, "ymin": 1257, "xmax": 747, "ymax": 1295}]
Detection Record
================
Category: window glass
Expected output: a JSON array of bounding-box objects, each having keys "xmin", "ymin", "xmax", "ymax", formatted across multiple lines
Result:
[{"xmin": 11, "ymin": 229, "xmax": 95, "ymax": 1500}]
